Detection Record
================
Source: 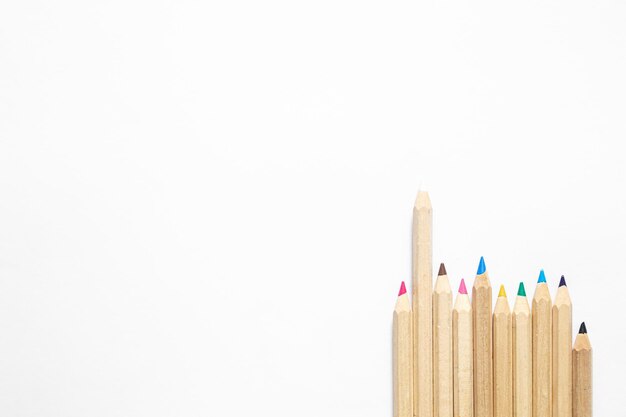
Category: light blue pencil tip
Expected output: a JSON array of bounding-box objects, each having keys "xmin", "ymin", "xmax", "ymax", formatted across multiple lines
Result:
[
  {"xmin": 477, "ymin": 256, "xmax": 486, "ymax": 275},
  {"xmin": 538, "ymin": 269, "xmax": 546, "ymax": 283}
]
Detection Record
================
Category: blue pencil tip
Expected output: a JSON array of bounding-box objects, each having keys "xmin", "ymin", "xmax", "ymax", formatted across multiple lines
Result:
[
  {"xmin": 559, "ymin": 275, "xmax": 567, "ymax": 287},
  {"xmin": 477, "ymin": 256, "xmax": 486, "ymax": 275},
  {"xmin": 538, "ymin": 269, "xmax": 546, "ymax": 283}
]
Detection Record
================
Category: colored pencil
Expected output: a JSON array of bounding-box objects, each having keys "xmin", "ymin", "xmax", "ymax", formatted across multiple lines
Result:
[
  {"xmin": 394, "ymin": 281, "xmax": 413, "ymax": 417},
  {"xmin": 434, "ymin": 263, "xmax": 453, "ymax": 417},
  {"xmin": 412, "ymin": 191, "xmax": 433, "ymax": 417},
  {"xmin": 472, "ymin": 257, "xmax": 493, "ymax": 417},
  {"xmin": 512, "ymin": 282, "xmax": 532, "ymax": 417},
  {"xmin": 572, "ymin": 323, "xmax": 592, "ymax": 417},
  {"xmin": 552, "ymin": 276, "xmax": 572, "ymax": 417},
  {"xmin": 532, "ymin": 270, "xmax": 552, "ymax": 417},
  {"xmin": 453, "ymin": 279, "xmax": 473, "ymax": 417},
  {"xmin": 493, "ymin": 285, "xmax": 512, "ymax": 417}
]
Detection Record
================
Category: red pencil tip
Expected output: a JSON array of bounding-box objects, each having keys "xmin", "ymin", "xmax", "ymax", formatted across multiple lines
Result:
[
  {"xmin": 458, "ymin": 279, "xmax": 468, "ymax": 294},
  {"xmin": 398, "ymin": 281, "xmax": 407, "ymax": 296}
]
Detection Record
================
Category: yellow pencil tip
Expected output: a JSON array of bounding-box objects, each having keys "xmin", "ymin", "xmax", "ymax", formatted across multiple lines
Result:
[{"xmin": 498, "ymin": 285, "xmax": 506, "ymax": 297}]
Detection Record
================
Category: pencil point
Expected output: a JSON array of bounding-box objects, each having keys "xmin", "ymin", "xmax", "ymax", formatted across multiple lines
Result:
[
  {"xmin": 559, "ymin": 275, "xmax": 567, "ymax": 287},
  {"xmin": 538, "ymin": 269, "xmax": 546, "ymax": 283},
  {"xmin": 498, "ymin": 284, "xmax": 506, "ymax": 297},
  {"xmin": 579, "ymin": 322, "xmax": 587, "ymax": 334},
  {"xmin": 477, "ymin": 256, "xmax": 486, "ymax": 275},
  {"xmin": 517, "ymin": 282, "xmax": 526, "ymax": 297},
  {"xmin": 458, "ymin": 279, "xmax": 468, "ymax": 295},
  {"xmin": 438, "ymin": 263, "xmax": 447, "ymax": 276},
  {"xmin": 398, "ymin": 281, "xmax": 407, "ymax": 296}
]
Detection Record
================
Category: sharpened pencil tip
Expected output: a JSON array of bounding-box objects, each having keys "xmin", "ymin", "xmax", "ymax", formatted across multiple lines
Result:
[
  {"xmin": 438, "ymin": 263, "xmax": 447, "ymax": 276},
  {"xmin": 477, "ymin": 256, "xmax": 486, "ymax": 275},
  {"xmin": 559, "ymin": 275, "xmax": 567, "ymax": 287},
  {"xmin": 579, "ymin": 322, "xmax": 587, "ymax": 334},
  {"xmin": 517, "ymin": 282, "xmax": 526, "ymax": 297},
  {"xmin": 458, "ymin": 279, "xmax": 468, "ymax": 295},
  {"xmin": 498, "ymin": 285, "xmax": 506, "ymax": 297},
  {"xmin": 538, "ymin": 269, "xmax": 546, "ymax": 283},
  {"xmin": 398, "ymin": 281, "xmax": 407, "ymax": 296}
]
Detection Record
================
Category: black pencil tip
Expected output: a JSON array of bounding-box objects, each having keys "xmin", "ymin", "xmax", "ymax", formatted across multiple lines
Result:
[
  {"xmin": 579, "ymin": 322, "xmax": 587, "ymax": 334},
  {"xmin": 438, "ymin": 263, "xmax": 447, "ymax": 276},
  {"xmin": 559, "ymin": 275, "xmax": 567, "ymax": 287}
]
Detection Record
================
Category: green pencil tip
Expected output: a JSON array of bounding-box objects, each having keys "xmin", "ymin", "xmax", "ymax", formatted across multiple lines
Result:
[{"xmin": 517, "ymin": 282, "xmax": 526, "ymax": 297}]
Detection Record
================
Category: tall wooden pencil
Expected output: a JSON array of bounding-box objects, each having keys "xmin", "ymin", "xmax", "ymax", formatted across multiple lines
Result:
[
  {"xmin": 493, "ymin": 285, "xmax": 512, "ymax": 417},
  {"xmin": 512, "ymin": 282, "xmax": 532, "ymax": 417},
  {"xmin": 412, "ymin": 191, "xmax": 432, "ymax": 417},
  {"xmin": 394, "ymin": 282, "xmax": 413, "ymax": 417},
  {"xmin": 433, "ymin": 263, "xmax": 453, "ymax": 417},
  {"xmin": 553, "ymin": 276, "xmax": 572, "ymax": 417},
  {"xmin": 453, "ymin": 279, "xmax": 473, "ymax": 417},
  {"xmin": 532, "ymin": 270, "xmax": 552, "ymax": 417},
  {"xmin": 472, "ymin": 257, "xmax": 492, "ymax": 417},
  {"xmin": 572, "ymin": 323, "xmax": 592, "ymax": 417}
]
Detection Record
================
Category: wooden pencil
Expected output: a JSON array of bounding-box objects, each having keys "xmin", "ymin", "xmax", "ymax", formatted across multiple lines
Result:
[
  {"xmin": 512, "ymin": 282, "xmax": 532, "ymax": 417},
  {"xmin": 532, "ymin": 270, "xmax": 552, "ymax": 417},
  {"xmin": 433, "ymin": 263, "xmax": 453, "ymax": 417},
  {"xmin": 394, "ymin": 281, "xmax": 413, "ymax": 417},
  {"xmin": 453, "ymin": 279, "xmax": 473, "ymax": 417},
  {"xmin": 493, "ymin": 285, "xmax": 512, "ymax": 417},
  {"xmin": 572, "ymin": 322, "xmax": 592, "ymax": 417},
  {"xmin": 472, "ymin": 257, "xmax": 493, "ymax": 417},
  {"xmin": 412, "ymin": 191, "xmax": 432, "ymax": 417},
  {"xmin": 552, "ymin": 276, "xmax": 572, "ymax": 417}
]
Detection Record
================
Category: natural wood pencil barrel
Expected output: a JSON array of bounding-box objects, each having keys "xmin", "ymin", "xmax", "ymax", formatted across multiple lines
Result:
[
  {"xmin": 512, "ymin": 283, "xmax": 532, "ymax": 417},
  {"xmin": 412, "ymin": 191, "xmax": 432, "ymax": 417},
  {"xmin": 472, "ymin": 258, "xmax": 492, "ymax": 417},
  {"xmin": 493, "ymin": 285, "xmax": 512, "ymax": 417},
  {"xmin": 453, "ymin": 279, "xmax": 472, "ymax": 417},
  {"xmin": 572, "ymin": 323, "xmax": 592, "ymax": 417},
  {"xmin": 394, "ymin": 282, "xmax": 413, "ymax": 417},
  {"xmin": 552, "ymin": 277, "xmax": 572, "ymax": 417},
  {"xmin": 433, "ymin": 264, "xmax": 453, "ymax": 417},
  {"xmin": 532, "ymin": 272, "xmax": 552, "ymax": 417}
]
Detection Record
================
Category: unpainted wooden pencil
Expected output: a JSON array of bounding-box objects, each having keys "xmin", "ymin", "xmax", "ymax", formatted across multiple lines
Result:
[
  {"xmin": 472, "ymin": 257, "xmax": 492, "ymax": 417},
  {"xmin": 552, "ymin": 276, "xmax": 572, "ymax": 417},
  {"xmin": 532, "ymin": 270, "xmax": 552, "ymax": 417},
  {"xmin": 572, "ymin": 322, "xmax": 592, "ymax": 417},
  {"xmin": 394, "ymin": 282, "xmax": 413, "ymax": 417},
  {"xmin": 453, "ymin": 279, "xmax": 473, "ymax": 417},
  {"xmin": 433, "ymin": 263, "xmax": 453, "ymax": 417},
  {"xmin": 512, "ymin": 282, "xmax": 532, "ymax": 417}
]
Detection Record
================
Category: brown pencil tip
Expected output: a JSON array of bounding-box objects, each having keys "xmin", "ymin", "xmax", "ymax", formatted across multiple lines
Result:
[{"xmin": 438, "ymin": 263, "xmax": 447, "ymax": 276}]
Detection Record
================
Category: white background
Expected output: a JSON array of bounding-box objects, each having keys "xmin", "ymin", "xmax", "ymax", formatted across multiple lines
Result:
[{"xmin": 1, "ymin": 1, "xmax": 624, "ymax": 416}]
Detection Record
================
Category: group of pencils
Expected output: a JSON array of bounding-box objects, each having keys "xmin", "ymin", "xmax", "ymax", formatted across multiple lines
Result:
[{"xmin": 392, "ymin": 191, "xmax": 592, "ymax": 417}]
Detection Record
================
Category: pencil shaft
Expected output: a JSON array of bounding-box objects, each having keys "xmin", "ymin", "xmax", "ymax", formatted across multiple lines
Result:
[
  {"xmin": 552, "ymin": 286, "xmax": 572, "ymax": 417},
  {"xmin": 513, "ymin": 296, "xmax": 532, "ymax": 417},
  {"xmin": 453, "ymin": 294, "xmax": 473, "ymax": 417},
  {"xmin": 493, "ymin": 296, "xmax": 512, "ymax": 417},
  {"xmin": 394, "ymin": 295, "xmax": 413, "ymax": 417},
  {"xmin": 412, "ymin": 192, "xmax": 432, "ymax": 417},
  {"xmin": 434, "ymin": 274, "xmax": 453, "ymax": 417},
  {"xmin": 473, "ymin": 275, "xmax": 493, "ymax": 417},
  {"xmin": 572, "ymin": 333, "xmax": 592, "ymax": 417},
  {"xmin": 532, "ymin": 284, "xmax": 552, "ymax": 417}
]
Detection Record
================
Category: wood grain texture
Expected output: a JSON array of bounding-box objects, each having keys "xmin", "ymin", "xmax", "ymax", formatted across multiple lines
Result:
[
  {"xmin": 572, "ymin": 332, "xmax": 592, "ymax": 417},
  {"xmin": 453, "ymin": 292, "xmax": 473, "ymax": 417},
  {"xmin": 412, "ymin": 191, "xmax": 432, "ymax": 417},
  {"xmin": 532, "ymin": 283, "xmax": 552, "ymax": 417},
  {"xmin": 394, "ymin": 292, "xmax": 413, "ymax": 417},
  {"xmin": 493, "ymin": 291, "xmax": 512, "ymax": 417},
  {"xmin": 512, "ymin": 294, "xmax": 532, "ymax": 417},
  {"xmin": 552, "ymin": 285, "xmax": 572, "ymax": 417},
  {"xmin": 433, "ymin": 272, "xmax": 453, "ymax": 417},
  {"xmin": 472, "ymin": 274, "xmax": 492, "ymax": 417}
]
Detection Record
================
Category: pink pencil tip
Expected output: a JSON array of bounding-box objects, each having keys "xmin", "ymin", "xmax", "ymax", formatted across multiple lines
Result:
[
  {"xmin": 398, "ymin": 281, "xmax": 407, "ymax": 296},
  {"xmin": 458, "ymin": 279, "xmax": 468, "ymax": 295}
]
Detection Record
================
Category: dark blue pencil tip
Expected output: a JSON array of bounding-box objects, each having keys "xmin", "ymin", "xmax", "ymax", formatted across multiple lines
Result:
[
  {"xmin": 559, "ymin": 275, "xmax": 567, "ymax": 287},
  {"xmin": 477, "ymin": 256, "xmax": 486, "ymax": 275},
  {"xmin": 538, "ymin": 269, "xmax": 546, "ymax": 283},
  {"xmin": 579, "ymin": 322, "xmax": 587, "ymax": 334}
]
